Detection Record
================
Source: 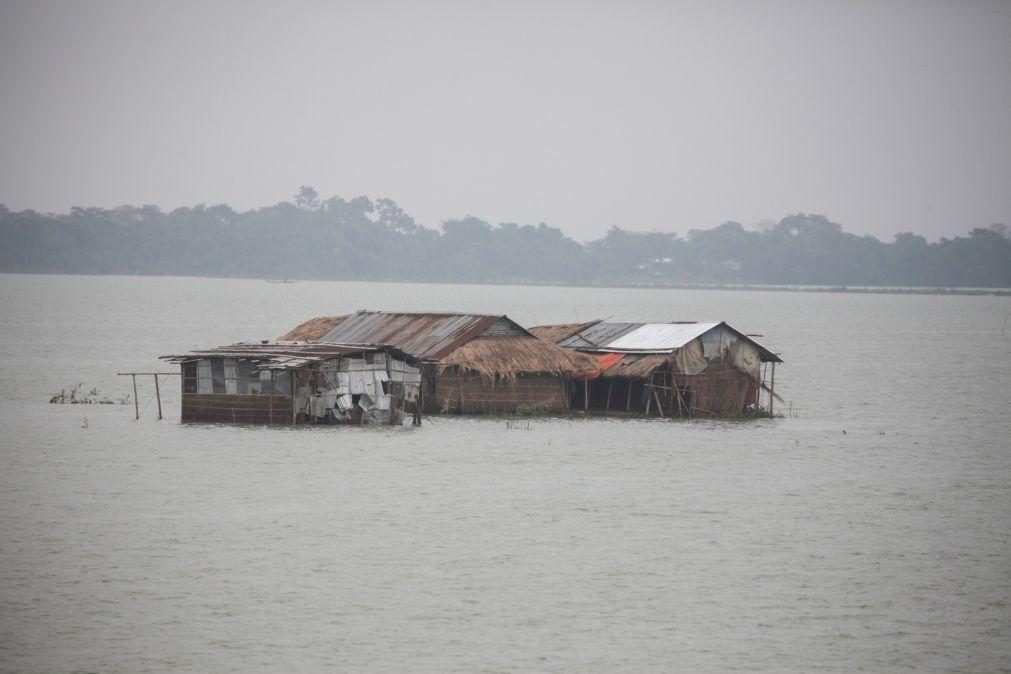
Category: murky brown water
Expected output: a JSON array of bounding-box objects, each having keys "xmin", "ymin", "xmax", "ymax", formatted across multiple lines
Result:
[{"xmin": 1, "ymin": 274, "xmax": 1008, "ymax": 672}]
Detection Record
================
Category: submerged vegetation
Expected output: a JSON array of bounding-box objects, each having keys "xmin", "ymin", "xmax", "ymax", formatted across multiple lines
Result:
[
  {"xmin": 49, "ymin": 383, "xmax": 130, "ymax": 405},
  {"xmin": 2, "ymin": 188, "xmax": 1008, "ymax": 288}
]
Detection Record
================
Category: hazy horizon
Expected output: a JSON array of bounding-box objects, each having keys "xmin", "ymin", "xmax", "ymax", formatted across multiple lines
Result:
[{"xmin": 2, "ymin": 0, "xmax": 1009, "ymax": 242}]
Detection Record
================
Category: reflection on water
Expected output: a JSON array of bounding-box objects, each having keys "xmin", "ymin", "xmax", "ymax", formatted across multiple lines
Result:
[{"xmin": 1, "ymin": 275, "xmax": 1009, "ymax": 672}]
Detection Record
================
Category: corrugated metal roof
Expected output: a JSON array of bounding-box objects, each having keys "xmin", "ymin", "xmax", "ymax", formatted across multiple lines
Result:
[
  {"xmin": 318, "ymin": 311, "xmax": 529, "ymax": 361},
  {"xmin": 557, "ymin": 322, "xmax": 641, "ymax": 350},
  {"xmin": 606, "ymin": 322, "xmax": 720, "ymax": 351},
  {"xmin": 160, "ymin": 342, "xmax": 415, "ymax": 369},
  {"xmin": 558, "ymin": 321, "xmax": 782, "ymax": 362}
]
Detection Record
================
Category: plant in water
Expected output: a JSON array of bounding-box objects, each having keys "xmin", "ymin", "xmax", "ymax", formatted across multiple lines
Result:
[{"xmin": 49, "ymin": 383, "xmax": 125, "ymax": 405}]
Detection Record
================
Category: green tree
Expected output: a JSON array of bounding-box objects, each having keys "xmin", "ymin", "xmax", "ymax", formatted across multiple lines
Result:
[{"xmin": 295, "ymin": 185, "xmax": 320, "ymax": 210}]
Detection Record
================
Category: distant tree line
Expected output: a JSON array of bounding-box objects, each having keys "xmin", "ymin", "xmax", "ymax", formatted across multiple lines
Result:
[{"xmin": 1, "ymin": 187, "xmax": 1008, "ymax": 288}]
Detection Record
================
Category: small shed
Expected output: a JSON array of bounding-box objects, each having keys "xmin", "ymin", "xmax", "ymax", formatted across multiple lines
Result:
[
  {"xmin": 532, "ymin": 320, "xmax": 783, "ymax": 417},
  {"xmin": 280, "ymin": 311, "xmax": 601, "ymax": 414},
  {"xmin": 160, "ymin": 341, "xmax": 421, "ymax": 425}
]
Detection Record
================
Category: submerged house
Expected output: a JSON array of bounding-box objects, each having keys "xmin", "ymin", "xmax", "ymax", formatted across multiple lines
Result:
[
  {"xmin": 160, "ymin": 341, "xmax": 421, "ymax": 425},
  {"xmin": 530, "ymin": 320, "xmax": 782, "ymax": 417},
  {"xmin": 279, "ymin": 311, "xmax": 601, "ymax": 414}
]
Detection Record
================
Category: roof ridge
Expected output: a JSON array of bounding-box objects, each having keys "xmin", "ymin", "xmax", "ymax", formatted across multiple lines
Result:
[{"xmin": 354, "ymin": 309, "xmax": 506, "ymax": 318}]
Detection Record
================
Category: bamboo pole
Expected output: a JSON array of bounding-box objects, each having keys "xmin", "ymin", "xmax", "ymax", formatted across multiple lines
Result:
[
  {"xmin": 583, "ymin": 378, "xmax": 589, "ymax": 415},
  {"xmin": 269, "ymin": 370, "xmax": 274, "ymax": 424},
  {"xmin": 605, "ymin": 380, "xmax": 613, "ymax": 416},
  {"xmin": 626, "ymin": 380, "xmax": 632, "ymax": 410},
  {"xmin": 117, "ymin": 372, "xmax": 179, "ymax": 375},
  {"xmin": 131, "ymin": 374, "xmax": 139, "ymax": 420},
  {"xmin": 389, "ymin": 382, "xmax": 397, "ymax": 426},
  {"xmin": 664, "ymin": 371, "xmax": 675, "ymax": 416},
  {"xmin": 674, "ymin": 379, "xmax": 686, "ymax": 417},
  {"xmin": 153, "ymin": 374, "xmax": 162, "ymax": 420},
  {"xmin": 416, "ymin": 377, "xmax": 424, "ymax": 425},
  {"xmin": 769, "ymin": 361, "xmax": 776, "ymax": 416},
  {"xmin": 118, "ymin": 372, "xmax": 179, "ymax": 421},
  {"xmin": 386, "ymin": 356, "xmax": 397, "ymax": 426}
]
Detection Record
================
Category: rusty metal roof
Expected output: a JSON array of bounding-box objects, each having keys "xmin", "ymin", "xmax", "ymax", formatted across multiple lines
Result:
[
  {"xmin": 160, "ymin": 342, "xmax": 416, "ymax": 370},
  {"xmin": 318, "ymin": 311, "xmax": 530, "ymax": 361},
  {"xmin": 557, "ymin": 322, "xmax": 641, "ymax": 350}
]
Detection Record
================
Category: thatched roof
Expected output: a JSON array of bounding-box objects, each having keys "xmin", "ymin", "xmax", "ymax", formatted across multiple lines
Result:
[
  {"xmin": 600, "ymin": 354, "xmax": 671, "ymax": 380},
  {"xmin": 529, "ymin": 320, "xmax": 602, "ymax": 344},
  {"xmin": 438, "ymin": 336, "xmax": 602, "ymax": 380},
  {"xmin": 277, "ymin": 315, "xmax": 348, "ymax": 341}
]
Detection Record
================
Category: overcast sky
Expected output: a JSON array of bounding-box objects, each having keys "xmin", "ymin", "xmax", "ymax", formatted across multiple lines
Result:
[{"xmin": 1, "ymin": 0, "xmax": 1008, "ymax": 241}]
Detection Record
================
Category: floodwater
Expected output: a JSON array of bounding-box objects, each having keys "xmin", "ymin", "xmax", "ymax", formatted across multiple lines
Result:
[{"xmin": 1, "ymin": 274, "xmax": 1008, "ymax": 673}]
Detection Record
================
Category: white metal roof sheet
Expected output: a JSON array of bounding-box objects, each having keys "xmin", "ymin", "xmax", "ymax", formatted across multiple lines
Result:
[{"xmin": 603, "ymin": 322, "xmax": 721, "ymax": 351}]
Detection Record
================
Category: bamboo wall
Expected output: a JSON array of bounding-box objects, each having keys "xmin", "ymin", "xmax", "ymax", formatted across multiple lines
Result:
[
  {"xmin": 677, "ymin": 362, "xmax": 759, "ymax": 417},
  {"xmin": 435, "ymin": 369, "xmax": 568, "ymax": 414},
  {"xmin": 576, "ymin": 363, "xmax": 762, "ymax": 418}
]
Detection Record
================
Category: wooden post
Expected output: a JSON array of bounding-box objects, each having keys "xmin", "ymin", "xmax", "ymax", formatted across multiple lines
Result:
[
  {"xmin": 153, "ymin": 374, "xmax": 162, "ymax": 420},
  {"xmin": 626, "ymin": 381, "xmax": 632, "ymax": 411},
  {"xmin": 389, "ymin": 382, "xmax": 397, "ymax": 426},
  {"xmin": 769, "ymin": 362, "xmax": 776, "ymax": 416},
  {"xmin": 605, "ymin": 380, "xmax": 613, "ymax": 416},
  {"xmin": 269, "ymin": 370, "xmax": 274, "ymax": 424},
  {"xmin": 645, "ymin": 381, "xmax": 653, "ymax": 416},
  {"xmin": 117, "ymin": 372, "xmax": 180, "ymax": 421},
  {"xmin": 583, "ymin": 378, "xmax": 589, "ymax": 415},
  {"xmin": 414, "ymin": 377, "xmax": 422, "ymax": 424},
  {"xmin": 653, "ymin": 387, "xmax": 665, "ymax": 418},
  {"xmin": 291, "ymin": 371, "xmax": 297, "ymax": 425},
  {"xmin": 666, "ymin": 372, "xmax": 678, "ymax": 417},
  {"xmin": 388, "ymin": 357, "xmax": 397, "ymax": 426}
]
